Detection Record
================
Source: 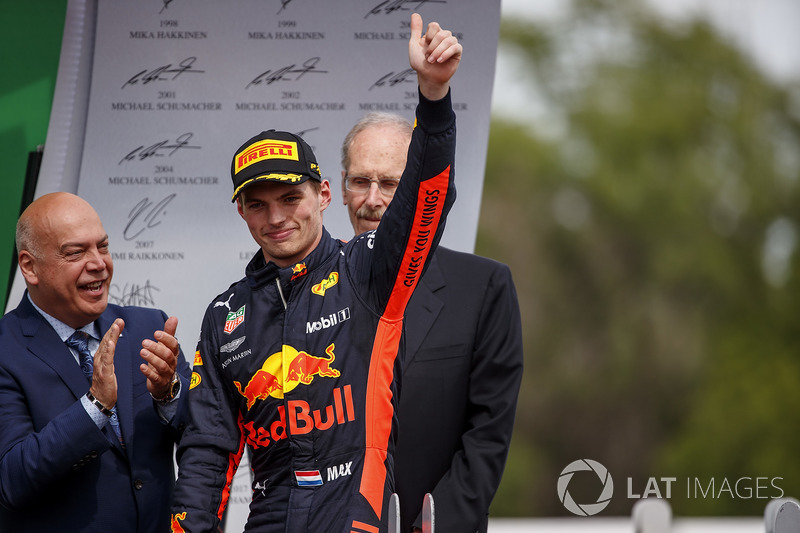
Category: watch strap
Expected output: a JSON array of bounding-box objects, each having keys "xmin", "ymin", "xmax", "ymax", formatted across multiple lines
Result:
[{"xmin": 86, "ymin": 391, "xmax": 114, "ymax": 417}]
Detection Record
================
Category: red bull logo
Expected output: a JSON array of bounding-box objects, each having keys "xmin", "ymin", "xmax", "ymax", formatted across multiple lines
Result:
[
  {"xmin": 286, "ymin": 343, "xmax": 340, "ymax": 384},
  {"xmin": 234, "ymin": 343, "xmax": 340, "ymax": 409},
  {"xmin": 234, "ymin": 364, "xmax": 282, "ymax": 409},
  {"xmin": 312, "ymin": 272, "xmax": 339, "ymax": 296},
  {"xmin": 224, "ymin": 305, "xmax": 246, "ymax": 334},
  {"xmin": 170, "ymin": 512, "xmax": 186, "ymax": 533},
  {"xmin": 240, "ymin": 385, "xmax": 356, "ymax": 450},
  {"xmin": 291, "ymin": 262, "xmax": 308, "ymax": 281}
]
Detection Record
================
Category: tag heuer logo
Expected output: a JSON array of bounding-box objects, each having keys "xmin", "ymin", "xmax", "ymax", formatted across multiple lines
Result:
[{"xmin": 224, "ymin": 305, "xmax": 246, "ymax": 334}]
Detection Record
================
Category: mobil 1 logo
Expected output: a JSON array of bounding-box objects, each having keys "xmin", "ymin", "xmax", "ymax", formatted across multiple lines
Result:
[{"xmin": 306, "ymin": 307, "xmax": 351, "ymax": 334}]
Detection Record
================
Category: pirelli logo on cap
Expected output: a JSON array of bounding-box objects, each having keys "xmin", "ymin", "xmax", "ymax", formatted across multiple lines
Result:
[{"xmin": 235, "ymin": 140, "xmax": 299, "ymax": 174}]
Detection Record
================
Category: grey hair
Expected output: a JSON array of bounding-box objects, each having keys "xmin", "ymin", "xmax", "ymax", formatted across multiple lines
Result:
[
  {"xmin": 340, "ymin": 112, "xmax": 413, "ymax": 171},
  {"xmin": 15, "ymin": 215, "xmax": 41, "ymax": 259}
]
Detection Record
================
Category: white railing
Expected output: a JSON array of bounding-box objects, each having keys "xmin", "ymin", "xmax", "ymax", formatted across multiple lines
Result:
[
  {"xmin": 490, "ymin": 517, "xmax": 761, "ymax": 532},
  {"xmin": 487, "ymin": 498, "xmax": 799, "ymax": 533}
]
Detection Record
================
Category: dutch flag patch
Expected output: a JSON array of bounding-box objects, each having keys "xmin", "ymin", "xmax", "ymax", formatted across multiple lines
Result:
[{"xmin": 295, "ymin": 470, "xmax": 323, "ymax": 487}]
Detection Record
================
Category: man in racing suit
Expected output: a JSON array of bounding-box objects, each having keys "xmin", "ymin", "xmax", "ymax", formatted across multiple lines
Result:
[{"xmin": 170, "ymin": 14, "xmax": 461, "ymax": 533}]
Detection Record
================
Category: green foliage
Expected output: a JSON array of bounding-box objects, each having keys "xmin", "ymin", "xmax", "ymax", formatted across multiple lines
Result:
[
  {"xmin": 482, "ymin": 0, "xmax": 800, "ymax": 517},
  {"xmin": 0, "ymin": 0, "xmax": 68, "ymax": 309}
]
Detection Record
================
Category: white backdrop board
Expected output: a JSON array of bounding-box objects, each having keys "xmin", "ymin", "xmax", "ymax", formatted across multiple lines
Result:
[
  {"xmin": 8, "ymin": 1, "xmax": 501, "ymax": 528},
  {"xmin": 9, "ymin": 0, "xmax": 501, "ymax": 352}
]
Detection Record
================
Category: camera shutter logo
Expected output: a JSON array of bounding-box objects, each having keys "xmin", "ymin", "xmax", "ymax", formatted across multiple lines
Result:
[{"xmin": 557, "ymin": 459, "xmax": 614, "ymax": 516}]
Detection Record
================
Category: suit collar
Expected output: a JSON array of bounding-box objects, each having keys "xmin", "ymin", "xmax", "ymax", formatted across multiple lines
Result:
[
  {"xmin": 420, "ymin": 251, "xmax": 445, "ymax": 293},
  {"xmin": 25, "ymin": 292, "xmax": 99, "ymax": 341},
  {"xmin": 403, "ymin": 251, "xmax": 445, "ymax": 366}
]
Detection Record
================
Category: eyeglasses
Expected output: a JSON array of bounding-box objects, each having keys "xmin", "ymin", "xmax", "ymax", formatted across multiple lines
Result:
[{"xmin": 344, "ymin": 176, "xmax": 400, "ymax": 197}]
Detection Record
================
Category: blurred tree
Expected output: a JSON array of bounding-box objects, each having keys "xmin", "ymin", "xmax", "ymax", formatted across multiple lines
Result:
[{"xmin": 479, "ymin": 0, "xmax": 800, "ymax": 517}]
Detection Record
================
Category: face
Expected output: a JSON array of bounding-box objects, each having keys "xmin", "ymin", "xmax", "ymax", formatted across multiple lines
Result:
[
  {"xmin": 18, "ymin": 193, "xmax": 113, "ymax": 329},
  {"xmin": 342, "ymin": 124, "xmax": 411, "ymax": 236},
  {"xmin": 237, "ymin": 179, "xmax": 332, "ymax": 268}
]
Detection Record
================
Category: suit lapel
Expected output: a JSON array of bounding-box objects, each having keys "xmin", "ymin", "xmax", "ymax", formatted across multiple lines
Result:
[
  {"xmin": 19, "ymin": 297, "xmax": 92, "ymax": 401},
  {"xmin": 403, "ymin": 252, "xmax": 446, "ymax": 370}
]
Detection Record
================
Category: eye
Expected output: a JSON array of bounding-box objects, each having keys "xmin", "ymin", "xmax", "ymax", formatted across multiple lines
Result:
[
  {"xmin": 379, "ymin": 179, "xmax": 399, "ymax": 191},
  {"xmin": 351, "ymin": 177, "xmax": 370, "ymax": 188}
]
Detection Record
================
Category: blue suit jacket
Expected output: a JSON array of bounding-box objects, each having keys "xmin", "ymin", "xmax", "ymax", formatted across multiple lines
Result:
[{"xmin": 0, "ymin": 294, "xmax": 191, "ymax": 533}]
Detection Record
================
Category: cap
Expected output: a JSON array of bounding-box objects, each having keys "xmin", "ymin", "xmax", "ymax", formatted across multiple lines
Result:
[{"xmin": 230, "ymin": 130, "xmax": 322, "ymax": 201}]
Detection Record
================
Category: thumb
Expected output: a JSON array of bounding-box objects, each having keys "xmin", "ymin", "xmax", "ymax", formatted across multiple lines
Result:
[
  {"xmin": 163, "ymin": 316, "xmax": 178, "ymax": 337},
  {"xmin": 410, "ymin": 13, "xmax": 422, "ymax": 42},
  {"xmin": 111, "ymin": 318, "xmax": 125, "ymax": 340}
]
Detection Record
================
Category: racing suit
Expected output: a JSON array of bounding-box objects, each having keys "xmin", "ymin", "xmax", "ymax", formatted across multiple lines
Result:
[{"xmin": 171, "ymin": 91, "xmax": 456, "ymax": 533}]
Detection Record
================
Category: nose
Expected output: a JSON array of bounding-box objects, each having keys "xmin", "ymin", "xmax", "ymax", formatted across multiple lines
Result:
[
  {"xmin": 85, "ymin": 248, "xmax": 107, "ymax": 271},
  {"xmin": 365, "ymin": 182, "xmax": 386, "ymax": 209},
  {"xmin": 266, "ymin": 205, "xmax": 287, "ymax": 226}
]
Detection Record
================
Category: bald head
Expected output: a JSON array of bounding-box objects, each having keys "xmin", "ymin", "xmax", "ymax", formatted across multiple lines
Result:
[
  {"xmin": 17, "ymin": 192, "xmax": 113, "ymax": 328},
  {"xmin": 18, "ymin": 193, "xmax": 88, "ymax": 254}
]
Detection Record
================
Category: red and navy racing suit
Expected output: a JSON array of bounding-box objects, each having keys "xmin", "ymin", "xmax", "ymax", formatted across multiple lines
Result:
[{"xmin": 171, "ymin": 92, "xmax": 456, "ymax": 533}]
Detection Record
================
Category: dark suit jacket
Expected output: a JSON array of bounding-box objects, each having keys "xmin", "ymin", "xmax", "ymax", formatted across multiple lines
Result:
[
  {"xmin": 0, "ymin": 294, "xmax": 191, "ymax": 533},
  {"xmin": 396, "ymin": 247, "xmax": 523, "ymax": 533}
]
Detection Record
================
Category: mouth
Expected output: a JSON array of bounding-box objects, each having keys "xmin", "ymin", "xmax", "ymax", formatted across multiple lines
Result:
[
  {"xmin": 357, "ymin": 208, "xmax": 384, "ymax": 225},
  {"xmin": 357, "ymin": 217, "xmax": 381, "ymax": 233},
  {"xmin": 81, "ymin": 280, "xmax": 106, "ymax": 294},
  {"xmin": 266, "ymin": 228, "xmax": 294, "ymax": 242}
]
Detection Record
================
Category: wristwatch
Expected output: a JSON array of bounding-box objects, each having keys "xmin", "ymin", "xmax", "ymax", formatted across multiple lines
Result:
[{"xmin": 152, "ymin": 374, "xmax": 180, "ymax": 404}]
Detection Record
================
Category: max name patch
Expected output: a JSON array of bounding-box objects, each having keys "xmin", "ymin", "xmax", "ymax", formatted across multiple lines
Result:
[{"xmin": 235, "ymin": 140, "xmax": 298, "ymax": 173}]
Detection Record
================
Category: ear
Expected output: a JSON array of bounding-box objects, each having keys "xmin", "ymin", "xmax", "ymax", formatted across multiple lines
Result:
[
  {"xmin": 319, "ymin": 180, "xmax": 332, "ymax": 212},
  {"xmin": 236, "ymin": 197, "xmax": 245, "ymax": 218},
  {"xmin": 341, "ymin": 171, "xmax": 348, "ymax": 205},
  {"xmin": 18, "ymin": 250, "xmax": 39, "ymax": 286}
]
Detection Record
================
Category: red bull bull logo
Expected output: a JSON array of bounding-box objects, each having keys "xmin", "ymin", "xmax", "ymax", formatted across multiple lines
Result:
[
  {"xmin": 286, "ymin": 343, "xmax": 340, "ymax": 384},
  {"xmin": 291, "ymin": 262, "xmax": 308, "ymax": 281},
  {"xmin": 240, "ymin": 385, "xmax": 356, "ymax": 450},
  {"xmin": 233, "ymin": 343, "xmax": 340, "ymax": 409},
  {"xmin": 235, "ymin": 364, "xmax": 282, "ymax": 409},
  {"xmin": 170, "ymin": 512, "xmax": 186, "ymax": 533}
]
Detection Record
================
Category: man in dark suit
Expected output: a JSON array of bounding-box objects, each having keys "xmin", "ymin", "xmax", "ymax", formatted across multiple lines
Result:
[
  {"xmin": 340, "ymin": 114, "xmax": 524, "ymax": 532},
  {"xmin": 0, "ymin": 192, "xmax": 191, "ymax": 533}
]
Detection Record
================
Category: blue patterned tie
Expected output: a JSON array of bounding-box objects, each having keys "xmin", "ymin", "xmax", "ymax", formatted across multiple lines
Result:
[{"xmin": 66, "ymin": 330, "xmax": 123, "ymax": 444}]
